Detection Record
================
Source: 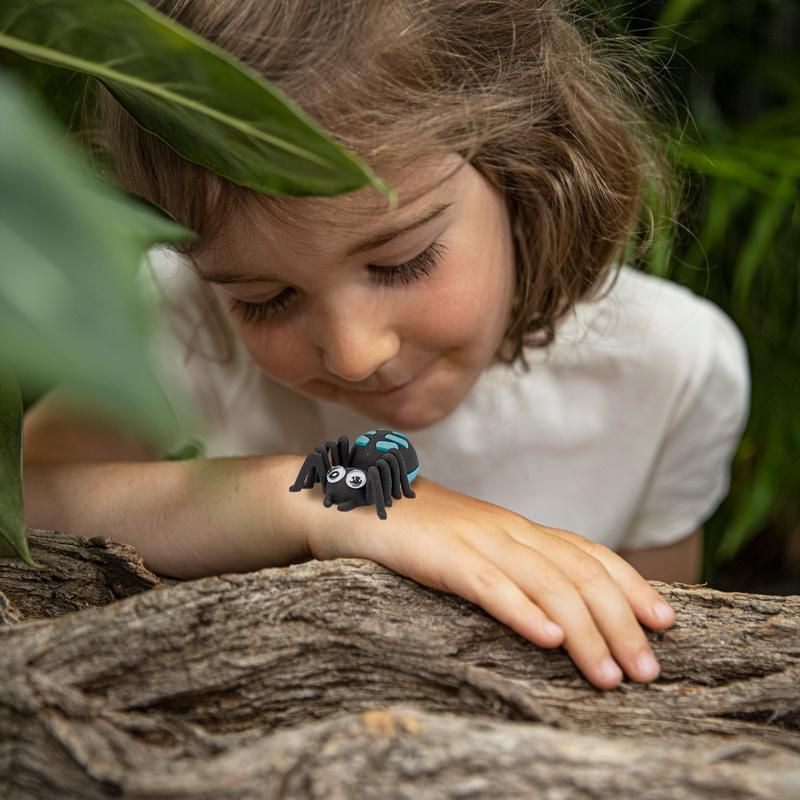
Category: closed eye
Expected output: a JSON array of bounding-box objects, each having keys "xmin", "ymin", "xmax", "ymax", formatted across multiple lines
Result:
[
  {"xmin": 227, "ymin": 287, "xmax": 297, "ymax": 325},
  {"xmin": 227, "ymin": 240, "xmax": 447, "ymax": 325},
  {"xmin": 368, "ymin": 240, "xmax": 447, "ymax": 287}
]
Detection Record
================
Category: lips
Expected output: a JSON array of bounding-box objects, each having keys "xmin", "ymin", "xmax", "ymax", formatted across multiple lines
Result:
[
  {"xmin": 348, "ymin": 379, "xmax": 410, "ymax": 393},
  {"xmin": 330, "ymin": 360, "xmax": 432, "ymax": 394}
]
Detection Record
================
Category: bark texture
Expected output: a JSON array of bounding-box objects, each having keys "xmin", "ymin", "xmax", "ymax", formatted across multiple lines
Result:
[
  {"xmin": 0, "ymin": 529, "xmax": 161, "ymax": 623},
  {"xmin": 1, "ymin": 531, "xmax": 799, "ymax": 799}
]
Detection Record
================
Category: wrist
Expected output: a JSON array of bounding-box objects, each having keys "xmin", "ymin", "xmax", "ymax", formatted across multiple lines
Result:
[
  {"xmin": 267, "ymin": 452, "xmax": 368, "ymax": 563},
  {"xmin": 255, "ymin": 454, "xmax": 316, "ymax": 563}
]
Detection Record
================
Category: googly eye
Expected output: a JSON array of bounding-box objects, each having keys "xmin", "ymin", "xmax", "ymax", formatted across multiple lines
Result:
[
  {"xmin": 326, "ymin": 466, "xmax": 346, "ymax": 483},
  {"xmin": 345, "ymin": 469, "xmax": 367, "ymax": 489}
]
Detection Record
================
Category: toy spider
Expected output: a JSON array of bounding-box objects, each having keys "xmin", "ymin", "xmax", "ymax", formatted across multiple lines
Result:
[{"xmin": 289, "ymin": 429, "xmax": 419, "ymax": 519}]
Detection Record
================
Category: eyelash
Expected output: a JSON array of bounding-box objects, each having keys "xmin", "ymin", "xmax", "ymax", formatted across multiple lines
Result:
[{"xmin": 227, "ymin": 240, "xmax": 447, "ymax": 325}]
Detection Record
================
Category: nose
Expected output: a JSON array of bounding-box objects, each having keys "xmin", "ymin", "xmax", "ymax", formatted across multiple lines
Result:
[{"xmin": 314, "ymin": 300, "xmax": 401, "ymax": 384}]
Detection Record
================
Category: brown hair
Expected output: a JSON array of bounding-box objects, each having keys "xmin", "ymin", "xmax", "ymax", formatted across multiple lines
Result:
[{"xmin": 95, "ymin": 0, "xmax": 675, "ymax": 366}]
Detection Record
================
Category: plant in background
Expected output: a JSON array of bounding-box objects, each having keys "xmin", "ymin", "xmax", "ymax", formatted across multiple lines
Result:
[
  {"xmin": 0, "ymin": 0, "xmax": 391, "ymax": 563},
  {"xmin": 0, "ymin": 73, "xmax": 190, "ymax": 564},
  {"xmin": 4, "ymin": 0, "xmax": 795, "ymax": 583},
  {"xmin": 623, "ymin": 0, "xmax": 800, "ymax": 580}
]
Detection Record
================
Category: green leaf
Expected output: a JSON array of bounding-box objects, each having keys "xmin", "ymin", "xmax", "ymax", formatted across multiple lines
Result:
[
  {"xmin": 732, "ymin": 178, "xmax": 795, "ymax": 311},
  {"xmin": 0, "ymin": 48, "xmax": 93, "ymax": 134},
  {"xmin": 680, "ymin": 179, "xmax": 750, "ymax": 276},
  {"xmin": 0, "ymin": 0, "xmax": 393, "ymax": 202},
  {"xmin": 0, "ymin": 72, "xmax": 193, "ymax": 444},
  {"xmin": 164, "ymin": 438, "xmax": 206, "ymax": 461},
  {"xmin": 716, "ymin": 466, "xmax": 779, "ymax": 563},
  {"xmin": 676, "ymin": 143, "xmax": 789, "ymax": 193},
  {"xmin": 653, "ymin": 0, "xmax": 707, "ymax": 45},
  {"xmin": 0, "ymin": 372, "xmax": 36, "ymax": 565},
  {"xmin": 696, "ymin": 180, "xmax": 751, "ymax": 255}
]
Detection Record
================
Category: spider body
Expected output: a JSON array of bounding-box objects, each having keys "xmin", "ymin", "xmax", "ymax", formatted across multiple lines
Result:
[{"xmin": 289, "ymin": 429, "xmax": 419, "ymax": 519}]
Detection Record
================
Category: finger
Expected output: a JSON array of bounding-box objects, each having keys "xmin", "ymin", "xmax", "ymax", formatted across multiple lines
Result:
[
  {"xmin": 563, "ymin": 553, "xmax": 662, "ymax": 684},
  {"xmin": 462, "ymin": 531, "xmax": 635, "ymax": 689},
  {"xmin": 499, "ymin": 531, "xmax": 663, "ymax": 684},
  {"xmin": 414, "ymin": 537, "xmax": 567, "ymax": 650},
  {"xmin": 541, "ymin": 527, "xmax": 676, "ymax": 631}
]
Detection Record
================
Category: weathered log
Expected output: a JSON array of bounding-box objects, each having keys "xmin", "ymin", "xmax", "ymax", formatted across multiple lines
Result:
[
  {"xmin": 1, "ymin": 533, "xmax": 799, "ymax": 799},
  {"xmin": 0, "ymin": 529, "xmax": 161, "ymax": 624}
]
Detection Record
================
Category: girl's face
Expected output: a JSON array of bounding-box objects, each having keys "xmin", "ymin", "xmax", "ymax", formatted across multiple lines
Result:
[{"xmin": 194, "ymin": 156, "xmax": 516, "ymax": 430}]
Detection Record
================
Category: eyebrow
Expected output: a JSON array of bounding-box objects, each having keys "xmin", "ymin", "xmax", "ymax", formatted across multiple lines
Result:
[
  {"xmin": 198, "ymin": 201, "xmax": 453, "ymax": 285},
  {"xmin": 344, "ymin": 200, "xmax": 453, "ymax": 257}
]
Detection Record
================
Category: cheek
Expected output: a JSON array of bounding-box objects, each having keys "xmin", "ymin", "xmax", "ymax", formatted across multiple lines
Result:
[
  {"xmin": 402, "ymin": 253, "xmax": 512, "ymax": 349},
  {"xmin": 235, "ymin": 320, "xmax": 316, "ymax": 382}
]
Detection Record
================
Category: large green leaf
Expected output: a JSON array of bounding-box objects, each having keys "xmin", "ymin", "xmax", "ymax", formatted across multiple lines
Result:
[
  {"xmin": 0, "ymin": 47, "xmax": 93, "ymax": 133},
  {"xmin": 0, "ymin": 72, "xmax": 193, "ymax": 444},
  {"xmin": 0, "ymin": 372, "xmax": 35, "ymax": 565},
  {"xmin": 0, "ymin": 0, "xmax": 392, "ymax": 201}
]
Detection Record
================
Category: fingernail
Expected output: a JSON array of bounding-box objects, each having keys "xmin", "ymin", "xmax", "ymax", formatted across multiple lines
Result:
[
  {"xmin": 636, "ymin": 651, "xmax": 660, "ymax": 681},
  {"xmin": 598, "ymin": 658, "xmax": 623, "ymax": 684},
  {"xmin": 543, "ymin": 621, "xmax": 564, "ymax": 639},
  {"xmin": 652, "ymin": 602, "xmax": 674, "ymax": 624}
]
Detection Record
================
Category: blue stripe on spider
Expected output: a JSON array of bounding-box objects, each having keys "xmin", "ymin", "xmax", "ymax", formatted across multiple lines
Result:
[
  {"xmin": 407, "ymin": 466, "xmax": 420, "ymax": 483},
  {"xmin": 376, "ymin": 441, "xmax": 398, "ymax": 451},
  {"xmin": 355, "ymin": 435, "xmax": 370, "ymax": 446},
  {"xmin": 385, "ymin": 433, "xmax": 409, "ymax": 448}
]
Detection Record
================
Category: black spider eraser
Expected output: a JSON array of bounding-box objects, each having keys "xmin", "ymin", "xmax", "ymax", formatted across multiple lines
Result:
[{"xmin": 289, "ymin": 429, "xmax": 418, "ymax": 519}]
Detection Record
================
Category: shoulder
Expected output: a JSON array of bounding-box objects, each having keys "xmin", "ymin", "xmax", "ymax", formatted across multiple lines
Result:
[
  {"xmin": 139, "ymin": 246, "xmax": 239, "ymax": 363},
  {"xmin": 555, "ymin": 266, "xmax": 750, "ymax": 413},
  {"xmin": 577, "ymin": 267, "xmax": 741, "ymax": 355},
  {"xmin": 138, "ymin": 247, "xmax": 252, "ymax": 449}
]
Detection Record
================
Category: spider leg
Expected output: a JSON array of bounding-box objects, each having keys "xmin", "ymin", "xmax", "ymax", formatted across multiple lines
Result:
[
  {"xmin": 289, "ymin": 451, "xmax": 327, "ymax": 492},
  {"xmin": 387, "ymin": 452, "xmax": 416, "ymax": 498},
  {"xmin": 323, "ymin": 441, "xmax": 340, "ymax": 466},
  {"xmin": 313, "ymin": 445, "xmax": 336, "ymax": 489},
  {"xmin": 323, "ymin": 494, "xmax": 335, "ymax": 507},
  {"xmin": 384, "ymin": 453, "xmax": 402, "ymax": 499},
  {"xmin": 336, "ymin": 499, "xmax": 357, "ymax": 511},
  {"xmin": 377, "ymin": 460, "xmax": 392, "ymax": 507},
  {"xmin": 366, "ymin": 466, "xmax": 387, "ymax": 519},
  {"xmin": 337, "ymin": 436, "xmax": 351, "ymax": 468}
]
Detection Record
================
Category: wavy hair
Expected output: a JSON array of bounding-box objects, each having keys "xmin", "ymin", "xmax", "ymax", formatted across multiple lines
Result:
[{"xmin": 95, "ymin": 0, "xmax": 675, "ymax": 366}]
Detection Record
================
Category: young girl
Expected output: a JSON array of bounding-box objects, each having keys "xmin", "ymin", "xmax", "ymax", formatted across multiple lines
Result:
[{"xmin": 22, "ymin": 0, "xmax": 749, "ymax": 691}]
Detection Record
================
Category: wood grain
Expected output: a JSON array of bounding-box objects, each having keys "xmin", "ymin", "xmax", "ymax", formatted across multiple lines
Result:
[{"xmin": 1, "ymin": 531, "xmax": 798, "ymax": 798}]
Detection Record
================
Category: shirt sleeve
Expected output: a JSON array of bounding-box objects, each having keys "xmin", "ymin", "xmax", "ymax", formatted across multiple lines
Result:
[
  {"xmin": 137, "ymin": 248, "xmax": 217, "ymax": 457},
  {"xmin": 619, "ymin": 301, "xmax": 750, "ymax": 550}
]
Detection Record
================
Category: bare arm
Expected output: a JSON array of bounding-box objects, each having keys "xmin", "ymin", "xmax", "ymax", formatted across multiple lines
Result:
[
  {"xmin": 23, "ymin": 390, "xmax": 310, "ymax": 578},
  {"xmin": 617, "ymin": 529, "xmax": 703, "ymax": 584},
  {"xmin": 24, "ymin": 391, "xmax": 678, "ymax": 689}
]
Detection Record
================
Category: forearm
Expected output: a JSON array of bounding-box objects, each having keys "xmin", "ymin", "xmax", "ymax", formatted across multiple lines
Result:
[
  {"xmin": 22, "ymin": 454, "xmax": 309, "ymax": 579},
  {"xmin": 617, "ymin": 529, "xmax": 703, "ymax": 584}
]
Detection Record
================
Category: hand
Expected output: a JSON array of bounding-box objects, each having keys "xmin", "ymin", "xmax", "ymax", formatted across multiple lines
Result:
[{"xmin": 304, "ymin": 476, "xmax": 676, "ymax": 690}]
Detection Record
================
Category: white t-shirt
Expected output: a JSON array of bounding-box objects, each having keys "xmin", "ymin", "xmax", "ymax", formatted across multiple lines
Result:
[{"xmin": 142, "ymin": 250, "xmax": 750, "ymax": 552}]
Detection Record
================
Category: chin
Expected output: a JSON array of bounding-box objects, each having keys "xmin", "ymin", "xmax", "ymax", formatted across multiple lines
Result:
[{"xmin": 363, "ymin": 396, "xmax": 456, "ymax": 431}]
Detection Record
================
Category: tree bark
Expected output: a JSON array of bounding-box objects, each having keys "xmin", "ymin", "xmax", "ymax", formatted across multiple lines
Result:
[
  {"xmin": 0, "ymin": 529, "xmax": 161, "ymax": 624},
  {"xmin": 1, "ymin": 530, "xmax": 799, "ymax": 799}
]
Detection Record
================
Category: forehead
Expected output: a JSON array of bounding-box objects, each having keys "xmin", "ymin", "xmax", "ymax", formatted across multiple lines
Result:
[{"xmin": 238, "ymin": 154, "xmax": 464, "ymax": 240}]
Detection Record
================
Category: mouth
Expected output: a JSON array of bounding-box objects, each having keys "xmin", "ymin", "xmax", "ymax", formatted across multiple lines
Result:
[
  {"xmin": 350, "ymin": 379, "xmax": 412, "ymax": 394},
  {"xmin": 328, "ymin": 361, "xmax": 434, "ymax": 397}
]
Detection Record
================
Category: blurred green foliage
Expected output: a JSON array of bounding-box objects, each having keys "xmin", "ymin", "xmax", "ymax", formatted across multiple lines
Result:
[
  {"xmin": 0, "ymin": 0, "xmax": 387, "ymax": 564},
  {"xmin": 620, "ymin": 0, "xmax": 800, "ymax": 579}
]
